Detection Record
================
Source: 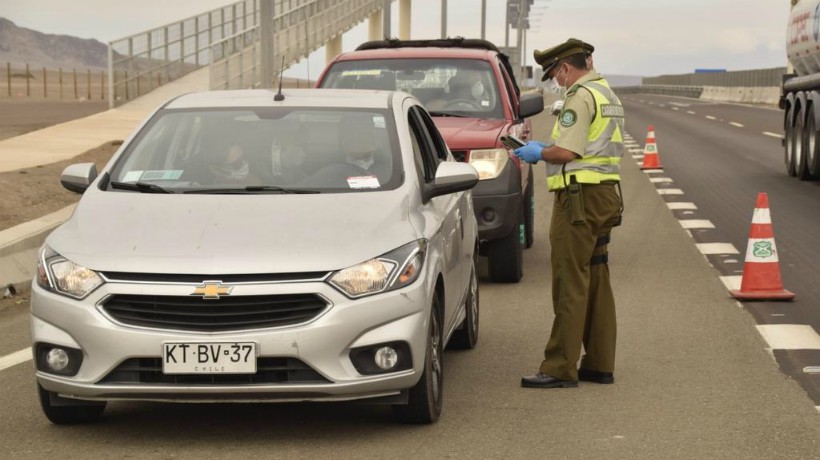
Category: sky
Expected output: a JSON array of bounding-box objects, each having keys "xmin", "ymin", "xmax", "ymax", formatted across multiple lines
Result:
[{"xmin": 0, "ymin": 0, "xmax": 791, "ymax": 78}]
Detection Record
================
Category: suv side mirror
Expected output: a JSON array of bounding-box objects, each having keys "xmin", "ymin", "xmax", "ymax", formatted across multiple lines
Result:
[
  {"xmin": 424, "ymin": 162, "xmax": 479, "ymax": 201},
  {"xmin": 60, "ymin": 163, "xmax": 98, "ymax": 194},
  {"xmin": 519, "ymin": 92, "xmax": 545, "ymax": 119}
]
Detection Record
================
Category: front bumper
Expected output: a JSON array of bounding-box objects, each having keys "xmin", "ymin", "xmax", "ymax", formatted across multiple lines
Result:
[
  {"xmin": 31, "ymin": 275, "xmax": 432, "ymax": 403},
  {"xmin": 471, "ymin": 161, "xmax": 522, "ymax": 241}
]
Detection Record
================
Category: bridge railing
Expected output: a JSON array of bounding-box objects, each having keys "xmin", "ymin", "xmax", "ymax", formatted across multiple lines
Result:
[{"xmin": 107, "ymin": 0, "xmax": 257, "ymax": 107}]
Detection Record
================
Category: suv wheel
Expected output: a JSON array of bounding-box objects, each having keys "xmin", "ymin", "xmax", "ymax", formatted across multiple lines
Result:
[
  {"xmin": 38, "ymin": 384, "xmax": 106, "ymax": 424},
  {"xmin": 487, "ymin": 203, "xmax": 524, "ymax": 283},
  {"xmin": 392, "ymin": 297, "xmax": 443, "ymax": 424},
  {"xmin": 448, "ymin": 262, "xmax": 479, "ymax": 350}
]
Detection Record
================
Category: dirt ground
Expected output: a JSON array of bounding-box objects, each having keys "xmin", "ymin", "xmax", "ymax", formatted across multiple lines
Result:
[{"xmin": 0, "ymin": 99, "xmax": 109, "ymax": 141}]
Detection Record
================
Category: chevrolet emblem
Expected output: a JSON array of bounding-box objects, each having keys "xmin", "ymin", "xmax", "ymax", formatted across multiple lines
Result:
[{"xmin": 192, "ymin": 281, "xmax": 233, "ymax": 299}]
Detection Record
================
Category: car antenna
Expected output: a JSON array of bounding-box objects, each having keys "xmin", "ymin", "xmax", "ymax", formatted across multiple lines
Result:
[{"xmin": 274, "ymin": 56, "xmax": 286, "ymax": 101}]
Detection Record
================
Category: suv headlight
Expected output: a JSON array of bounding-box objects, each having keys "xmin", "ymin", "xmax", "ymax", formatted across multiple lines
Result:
[
  {"xmin": 329, "ymin": 240, "xmax": 427, "ymax": 298},
  {"xmin": 36, "ymin": 245, "xmax": 104, "ymax": 299},
  {"xmin": 468, "ymin": 148, "xmax": 509, "ymax": 180}
]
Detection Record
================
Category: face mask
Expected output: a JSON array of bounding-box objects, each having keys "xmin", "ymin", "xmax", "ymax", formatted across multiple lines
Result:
[
  {"xmin": 470, "ymin": 81, "xmax": 484, "ymax": 99},
  {"xmin": 547, "ymin": 65, "xmax": 567, "ymax": 95}
]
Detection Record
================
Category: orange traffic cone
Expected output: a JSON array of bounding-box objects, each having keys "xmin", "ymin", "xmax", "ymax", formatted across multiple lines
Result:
[
  {"xmin": 640, "ymin": 125, "xmax": 663, "ymax": 170},
  {"xmin": 730, "ymin": 192, "xmax": 795, "ymax": 301}
]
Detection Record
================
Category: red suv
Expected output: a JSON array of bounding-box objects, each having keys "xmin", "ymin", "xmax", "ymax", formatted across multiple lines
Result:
[{"xmin": 317, "ymin": 38, "xmax": 544, "ymax": 282}]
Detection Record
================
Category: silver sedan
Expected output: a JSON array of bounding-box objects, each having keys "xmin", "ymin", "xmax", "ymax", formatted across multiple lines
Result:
[{"xmin": 32, "ymin": 89, "xmax": 480, "ymax": 424}]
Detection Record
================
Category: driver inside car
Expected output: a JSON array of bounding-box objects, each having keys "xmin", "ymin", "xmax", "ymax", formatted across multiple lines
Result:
[{"xmin": 428, "ymin": 69, "xmax": 487, "ymax": 111}]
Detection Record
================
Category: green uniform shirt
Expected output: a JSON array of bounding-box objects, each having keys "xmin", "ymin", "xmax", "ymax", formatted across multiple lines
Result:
[{"xmin": 553, "ymin": 71, "xmax": 602, "ymax": 157}]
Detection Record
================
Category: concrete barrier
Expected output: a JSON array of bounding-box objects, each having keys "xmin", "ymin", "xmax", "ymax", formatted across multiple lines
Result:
[{"xmin": 614, "ymin": 85, "xmax": 780, "ymax": 106}]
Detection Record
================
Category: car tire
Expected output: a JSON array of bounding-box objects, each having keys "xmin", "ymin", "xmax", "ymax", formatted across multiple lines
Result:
[
  {"xmin": 448, "ymin": 262, "xmax": 479, "ymax": 350},
  {"xmin": 392, "ymin": 297, "xmax": 443, "ymax": 424},
  {"xmin": 523, "ymin": 166, "xmax": 535, "ymax": 249},
  {"xmin": 487, "ymin": 203, "xmax": 524, "ymax": 283},
  {"xmin": 37, "ymin": 383, "xmax": 106, "ymax": 424}
]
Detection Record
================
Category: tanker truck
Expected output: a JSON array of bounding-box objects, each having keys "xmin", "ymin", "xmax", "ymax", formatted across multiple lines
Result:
[{"xmin": 783, "ymin": 0, "xmax": 820, "ymax": 179}]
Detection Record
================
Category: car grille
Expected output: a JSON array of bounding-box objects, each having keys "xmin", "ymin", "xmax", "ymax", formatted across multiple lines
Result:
[
  {"xmin": 451, "ymin": 150, "xmax": 468, "ymax": 162},
  {"xmin": 99, "ymin": 357, "xmax": 331, "ymax": 385},
  {"xmin": 101, "ymin": 294, "xmax": 328, "ymax": 332}
]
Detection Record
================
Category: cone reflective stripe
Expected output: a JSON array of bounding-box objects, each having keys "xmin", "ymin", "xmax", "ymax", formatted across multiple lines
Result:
[
  {"xmin": 640, "ymin": 125, "xmax": 663, "ymax": 170},
  {"xmin": 730, "ymin": 193, "xmax": 795, "ymax": 301}
]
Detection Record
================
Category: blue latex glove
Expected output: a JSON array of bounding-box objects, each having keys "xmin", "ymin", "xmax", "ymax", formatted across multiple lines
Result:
[{"xmin": 514, "ymin": 141, "xmax": 548, "ymax": 164}]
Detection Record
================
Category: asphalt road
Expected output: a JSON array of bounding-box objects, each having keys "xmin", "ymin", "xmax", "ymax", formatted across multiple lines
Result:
[
  {"xmin": 0, "ymin": 99, "xmax": 818, "ymax": 459},
  {"xmin": 620, "ymin": 93, "xmax": 820, "ymax": 406}
]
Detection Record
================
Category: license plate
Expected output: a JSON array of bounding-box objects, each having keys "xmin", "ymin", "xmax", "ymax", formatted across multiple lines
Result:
[{"xmin": 162, "ymin": 342, "xmax": 257, "ymax": 374}]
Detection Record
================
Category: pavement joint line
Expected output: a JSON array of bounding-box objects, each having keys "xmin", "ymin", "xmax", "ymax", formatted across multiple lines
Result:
[
  {"xmin": 755, "ymin": 325, "xmax": 820, "ymax": 350},
  {"xmin": 0, "ymin": 348, "xmax": 31, "ymax": 372},
  {"xmin": 696, "ymin": 242, "xmax": 740, "ymax": 255},
  {"xmin": 706, "ymin": 115, "xmax": 717, "ymax": 120},
  {"xmin": 730, "ymin": 122, "xmax": 744, "ymax": 128},
  {"xmin": 763, "ymin": 131, "xmax": 784, "ymax": 139}
]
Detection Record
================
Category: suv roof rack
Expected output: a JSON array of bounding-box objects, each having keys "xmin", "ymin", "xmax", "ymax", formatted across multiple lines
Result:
[
  {"xmin": 354, "ymin": 37, "xmax": 520, "ymax": 96},
  {"xmin": 355, "ymin": 37, "xmax": 502, "ymax": 53}
]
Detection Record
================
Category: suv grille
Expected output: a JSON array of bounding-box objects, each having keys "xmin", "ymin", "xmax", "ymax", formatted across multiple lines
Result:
[
  {"xmin": 102, "ymin": 294, "xmax": 327, "ymax": 332},
  {"xmin": 99, "ymin": 357, "xmax": 331, "ymax": 385}
]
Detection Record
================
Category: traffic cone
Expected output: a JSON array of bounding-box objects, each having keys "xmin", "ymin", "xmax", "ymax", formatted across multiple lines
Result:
[
  {"xmin": 730, "ymin": 192, "xmax": 795, "ymax": 301},
  {"xmin": 640, "ymin": 125, "xmax": 663, "ymax": 170}
]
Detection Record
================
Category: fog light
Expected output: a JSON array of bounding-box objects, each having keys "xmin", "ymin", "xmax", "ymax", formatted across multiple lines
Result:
[
  {"xmin": 374, "ymin": 347, "xmax": 398, "ymax": 370},
  {"xmin": 481, "ymin": 208, "xmax": 497, "ymax": 223},
  {"xmin": 46, "ymin": 348, "xmax": 70, "ymax": 371}
]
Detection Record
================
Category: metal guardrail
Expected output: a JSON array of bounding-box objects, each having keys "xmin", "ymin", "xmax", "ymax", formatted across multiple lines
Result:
[
  {"xmin": 107, "ymin": 0, "xmax": 257, "ymax": 107},
  {"xmin": 209, "ymin": 0, "xmax": 384, "ymax": 91}
]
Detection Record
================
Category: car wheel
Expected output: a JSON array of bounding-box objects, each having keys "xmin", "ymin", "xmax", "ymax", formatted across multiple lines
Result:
[
  {"xmin": 392, "ymin": 297, "xmax": 443, "ymax": 424},
  {"xmin": 448, "ymin": 262, "xmax": 479, "ymax": 350},
  {"xmin": 38, "ymin": 383, "xmax": 106, "ymax": 424},
  {"xmin": 487, "ymin": 203, "xmax": 524, "ymax": 283},
  {"xmin": 523, "ymin": 166, "xmax": 535, "ymax": 249},
  {"xmin": 787, "ymin": 104, "xmax": 799, "ymax": 177}
]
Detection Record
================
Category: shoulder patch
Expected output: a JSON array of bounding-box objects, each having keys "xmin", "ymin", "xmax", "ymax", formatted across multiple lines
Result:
[{"xmin": 560, "ymin": 109, "xmax": 577, "ymax": 127}]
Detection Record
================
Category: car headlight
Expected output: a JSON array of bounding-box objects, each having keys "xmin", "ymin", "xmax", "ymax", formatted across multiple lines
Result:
[
  {"xmin": 329, "ymin": 240, "xmax": 427, "ymax": 298},
  {"xmin": 36, "ymin": 245, "xmax": 104, "ymax": 299},
  {"xmin": 468, "ymin": 148, "xmax": 509, "ymax": 180}
]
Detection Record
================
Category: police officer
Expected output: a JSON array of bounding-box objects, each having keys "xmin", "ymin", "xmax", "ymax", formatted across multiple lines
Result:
[{"xmin": 514, "ymin": 38, "xmax": 625, "ymax": 389}]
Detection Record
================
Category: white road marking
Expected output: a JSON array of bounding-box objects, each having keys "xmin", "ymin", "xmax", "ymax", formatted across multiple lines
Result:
[
  {"xmin": 816, "ymin": 406, "xmax": 820, "ymax": 415},
  {"xmin": 666, "ymin": 202, "xmax": 697, "ymax": 210},
  {"xmin": 706, "ymin": 115, "xmax": 717, "ymax": 120},
  {"xmin": 679, "ymin": 219, "xmax": 715, "ymax": 229},
  {"xmin": 696, "ymin": 243, "xmax": 740, "ymax": 255},
  {"xmin": 632, "ymin": 155, "xmax": 644, "ymax": 160},
  {"xmin": 687, "ymin": 111, "xmax": 696, "ymax": 115},
  {"xmin": 720, "ymin": 275, "xmax": 742, "ymax": 291},
  {"xmin": 643, "ymin": 169, "xmax": 665, "ymax": 174},
  {"xmin": 669, "ymin": 102, "xmax": 691, "ymax": 107},
  {"xmin": 0, "ymin": 348, "xmax": 31, "ymax": 372},
  {"xmin": 672, "ymin": 107, "xmax": 680, "ymax": 111},
  {"xmin": 763, "ymin": 131, "xmax": 784, "ymax": 139},
  {"xmin": 650, "ymin": 177, "xmax": 673, "ymax": 183},
  {"xmin": 730, "ymin": 122, "xmax": 744, "ymax": 128},
  {"xmin": 804, "ymin": 366, "xmax": 820, "ymax": 374},
  {"xmin": 756, "ymin": 325, "xmax": 820, "ymax": 350},
  {"xmin": 657, "ymin": 188, "xmax": 684, "ymax": 195},
  {"xmin": 659, "ymin": 104, "xmax": 666, "ymax": 108}
]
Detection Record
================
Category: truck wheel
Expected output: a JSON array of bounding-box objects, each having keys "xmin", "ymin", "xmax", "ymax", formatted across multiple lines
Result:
[
  {"xmin": 803, "ymin": 108, "xmax": 819, "ymax": 180},
  {"xmin": 38, "ymin": 384, "xmax": 106, "ymax": 424},
  {"xmin": 448, "ymin": 262, "xmax": 479, "ymax": 350},
  {"xmin": 523, "ymin": 166, "xmax": 535, "ymax": 249},
  {"xmin": 797, "ymin": 106, "xmax": 813, "ymax": 180},
  {"xmin": 787, "ymin": 104, "xmax": 799, "ymax": 177},
  {"xmin": 487, "ymin": 203, "xmax": 524, "ymax": 283},
  {"xmin": 392, "ymin": 297, "xmax": 443, "ymax": 424}
]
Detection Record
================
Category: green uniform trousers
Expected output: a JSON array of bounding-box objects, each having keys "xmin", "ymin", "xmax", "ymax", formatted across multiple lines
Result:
[{"xmin": 540, "ymin": 183, "xmax": 622, "ymax": 381}]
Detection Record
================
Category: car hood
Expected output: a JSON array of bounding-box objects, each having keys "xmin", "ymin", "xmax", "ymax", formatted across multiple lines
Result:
[
  {"xmin": 433, "ymin": 117, "xmax": 508, "ymax": 151},
  {"xmin": 48, "ymin": 190, "xmax": 416, "ymax": 275}
]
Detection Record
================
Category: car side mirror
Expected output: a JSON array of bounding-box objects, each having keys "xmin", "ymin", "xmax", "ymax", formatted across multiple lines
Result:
[
  {"xmin": 60, "ymin": 163, "xmax": 98, "ymax": 194},
  {"xmin": 519, "ymin": 91, "xmax": 545, "ymax": 119},
  {"xmin": 424, "ymin": 162, "xmax": 479, "ymax": 202}
]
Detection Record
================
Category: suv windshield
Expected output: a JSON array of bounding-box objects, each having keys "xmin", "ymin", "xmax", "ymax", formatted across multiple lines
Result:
[
  {"xmin": 321, "ymin": 59, "xmax": 503, "ymax": 119},
  {"xmin": 108, "ymin": 108, "xmax": 401, "ymax": 194}
]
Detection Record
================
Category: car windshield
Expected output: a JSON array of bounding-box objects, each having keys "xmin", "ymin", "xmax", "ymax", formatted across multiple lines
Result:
[
  {"xmin": 320, "ymin": 58, "xmax": 503, "ymax": 119},
  {"xmin": 108, "ymin": 107, "xmax": 402, "ymax": 194}
]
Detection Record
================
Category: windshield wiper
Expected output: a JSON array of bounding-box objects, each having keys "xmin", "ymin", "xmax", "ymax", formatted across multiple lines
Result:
[
  {"xmin": 428, "ymin": 111, "xmax": 470, "ymax": 118},
  {"xmin": 110, "ymin": 181, "xmax": 175, "ymax": 194},
  {"xmin": 184, "ymin": 185, "xmax": 320, "ymax": 194}
]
